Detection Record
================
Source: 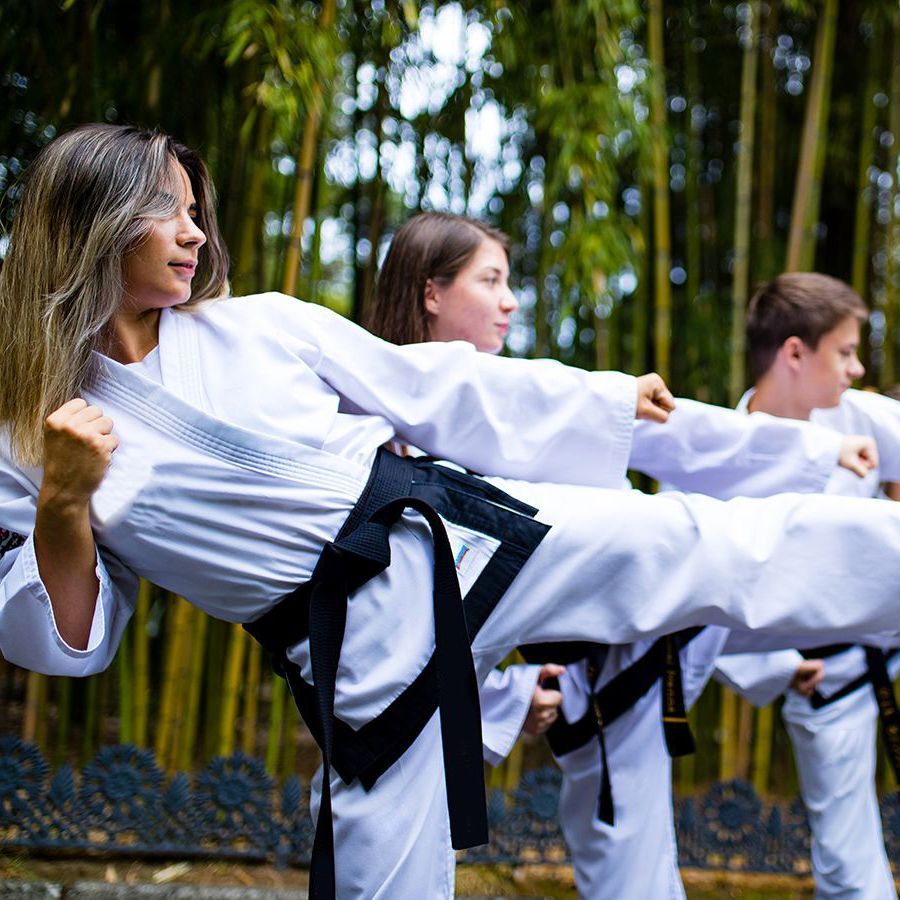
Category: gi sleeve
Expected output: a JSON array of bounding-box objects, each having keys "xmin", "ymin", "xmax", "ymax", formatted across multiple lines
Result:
[
  {"xmin": 283, "ymin": 296, "xmax": 636, "ymax": 487},
  {"xmin": 630, "ymin": 399, "xmax": 842, "ymax": 498},
  {"xmin": 712, "ymin": 649, "xmax": 803, "ymax": 707},
  {"xmin": 480, "ymin": 664, "xmax": 540, "ymax": 767},
  {"xmin": 0, "ymin": 462, "xmax": 137, "ymax": 676}
]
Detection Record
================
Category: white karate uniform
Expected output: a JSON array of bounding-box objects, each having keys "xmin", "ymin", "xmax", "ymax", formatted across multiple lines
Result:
[
  {"xmin": 4, "ymin": 293, "xmax": 900, "ymax": 897},
  {"xmin": 734, "ymin": 389, "xmax": 900, "ymax": 900},
  {"xmin": 551, "ymin": 388, "xmax": 900, "ymax": 899}
]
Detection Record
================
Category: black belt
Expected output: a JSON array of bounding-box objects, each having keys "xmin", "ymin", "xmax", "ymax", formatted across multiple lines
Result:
[
  {"xmin": 245, "ymin": 448, "xmax": 548, "ymax": 897},
  {"xmin": 545, "ymin": 628, "xmax": 703, "ymax": 824},
  {"xmin": 802, "ymin": 644, "xmax": 900, "ymax": 782}
]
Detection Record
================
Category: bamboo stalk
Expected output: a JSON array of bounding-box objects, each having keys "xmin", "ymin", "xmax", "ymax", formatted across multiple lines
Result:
[
  {"xmin": 735, "ymin": 696, "xmax": 753, "ymax": 779},
  {"xmin": 755, "ymin": 2, "xmax": 779, "ymax": 280},
  {"xmin": 54, "ymin": 677, "xmax": 72, "ymax": 767},
  {"xmin": 22, "ymin": 671, "xmax": 45, "ymax": 744},
  {"xmin": 154, "ymin": 595, "xmax": 192, "ymax": 769},
  {"xmin": 117, "ymin": 624, "xmax": 134, "ymax": 745},
  {"xmin": 684, "ymin": 9, "xmax": 703, "ymax": 398},
  {"xmin": 217, "ymin": 623, "xmax": 249, "ymax": 757},
  {"xmin": 81, "ymin": 675, "xmax": 100, "ymax": 764},
  {"xmin": 729, "ymin": 0, "xmax": 761, "ymax": 406},
  {"xmin": 176, "ymin": 606, "xmax": 209, "ymax": 771},
  {"xmin": 280, "ymin": 692, "xmax": 300, "ymax": 781},
  {"xmin": 632, "ymin": 179, "xmax": 651, "ymax": 376},
  {"xmin": 233, "ymin": 112, "xmax": 272, "ymax": 295},
  {"xmin": 752, "ymin": 704, "xmax": 775, "ymax": 795},
  {"xmin": 203, "ymin": 619, "xmax": 228, "ymax": 760},
  {"xmin": 718, "ymin": 685, "xmax": 738, "ymax": 780},
  {"xmin": 132, "ymin": 579, "xmax": 152, "ymax": 747},
  {"xmin": 164, "ymin": 599, "xmax": 196, "ymax": 771},
  {"xmin": 281, "ymin": 0, "xmax": 337, "ymax": 296},
  {"xmin": 850, "ymin": 46, "xmax": 879, "ymax": 301},
  {"xmin": 785, "ymin": 0, "xmax": 839, "ymax": 271},
  {"xmin": 647, "ymin": 0, "xmax": 672, "ymax": 381},
  {"xmin": 265, "ymin": 673, "xmax": 287, "ymax": 776},
  {"xmin": 240, "ymin": 639, "xmax": 263, "ymax": 756}
]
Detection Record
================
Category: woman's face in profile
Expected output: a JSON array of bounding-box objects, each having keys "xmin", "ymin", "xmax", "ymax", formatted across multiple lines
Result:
[
  {"xmin": 424, "ymin": 237, "xmax": 518, "ymax": 354},
  {"xmin": 120, "ymin": 162, "xmax": 206, "ymax": 315}
]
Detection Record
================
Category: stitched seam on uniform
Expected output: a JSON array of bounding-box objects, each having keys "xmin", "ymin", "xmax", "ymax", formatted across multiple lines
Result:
[{"xmin": 96, "ymin": 374, "xmax": 364, "ymax": 494}]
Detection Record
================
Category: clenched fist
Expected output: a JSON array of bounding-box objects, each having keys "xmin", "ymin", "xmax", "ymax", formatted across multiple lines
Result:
[
  {"xmin": 790, "ymin": 659, "xmax": 825, "ymax": 697},
  {"xmin": 838, "ymin": 435, "xmax": 878, "ymax": 478},
  {"xmin": 635, "ymin": 373, "xmax": 676, "ymax": 424},
  {"xmin": 40, "ymin": 399, "xmax": 118, "ymax": 506}
]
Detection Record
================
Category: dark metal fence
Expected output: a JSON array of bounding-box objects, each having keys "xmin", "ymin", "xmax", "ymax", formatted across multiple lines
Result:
[{"xmin": 2, "ymin": 737, "xmax": 899, "ymax": 875}]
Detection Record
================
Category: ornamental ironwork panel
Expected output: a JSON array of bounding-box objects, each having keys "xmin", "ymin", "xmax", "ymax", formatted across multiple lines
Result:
[{"xmin": 2, "ymin": 738, "xmax": 898, "ymax": 874}]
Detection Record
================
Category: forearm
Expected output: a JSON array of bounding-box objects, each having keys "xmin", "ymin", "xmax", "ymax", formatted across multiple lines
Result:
[
  {"xmin": 33, "ymin": 489, "xmax": 99, "ymax": 650},
  {"xmin": 630, "ymin": 399, "xmax": 841, "ymax": 497}
]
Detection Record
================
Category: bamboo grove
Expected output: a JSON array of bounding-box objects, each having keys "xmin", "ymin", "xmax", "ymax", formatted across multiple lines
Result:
[{"xmin": 1, "ymin": 0, "xmax": 900, "ymax": 797}]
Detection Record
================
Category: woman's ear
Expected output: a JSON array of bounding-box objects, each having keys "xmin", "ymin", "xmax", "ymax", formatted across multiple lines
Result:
[{"xmin": 424, "ymin": 278, "xmax": 441, "ymax": 316}]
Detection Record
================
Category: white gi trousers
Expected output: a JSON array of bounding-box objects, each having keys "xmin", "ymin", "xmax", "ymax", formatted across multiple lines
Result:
[
  {"xmin": 557, "ymin": 681, "xmax": 684, "ymax": 899},
  {"xmin": 787, "ymin": 714, "xmax": 896, "ymax": 899}
]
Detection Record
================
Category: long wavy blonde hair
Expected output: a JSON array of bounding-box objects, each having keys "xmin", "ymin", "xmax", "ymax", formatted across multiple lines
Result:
[{"xmin": 0, "ymin": 124, "xmax": 229, "ymax": 464}]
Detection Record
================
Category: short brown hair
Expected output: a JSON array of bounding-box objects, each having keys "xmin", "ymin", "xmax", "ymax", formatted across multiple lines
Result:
[
  {"xmin": 746, "ymin": 273, "xmax": 867, "ymax": 377},
  {"xmin": 366, "ymin": 212, "xmax": 510, "ymax": 345}
]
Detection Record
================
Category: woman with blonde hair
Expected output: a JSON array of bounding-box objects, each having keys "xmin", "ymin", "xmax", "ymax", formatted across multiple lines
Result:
[{"xmin": 5, "ymin": 124, "xmax": 900, "ymax": 899}]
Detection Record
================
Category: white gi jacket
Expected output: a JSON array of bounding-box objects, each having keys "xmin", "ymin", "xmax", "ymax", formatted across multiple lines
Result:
[{"xmin": 0, "ymin": 291, "xmax": 853, "ymax": 683}]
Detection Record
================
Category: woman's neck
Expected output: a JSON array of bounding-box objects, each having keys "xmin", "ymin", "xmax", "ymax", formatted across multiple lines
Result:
[{"xmin": 105, "ymin": 308, "xmax": 161, "ymax": 364}]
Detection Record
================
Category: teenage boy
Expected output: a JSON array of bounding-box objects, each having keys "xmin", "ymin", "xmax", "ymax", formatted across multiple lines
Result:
[
  {"xmin": 724, "ymin": 273, "xmax": 900, "ymax": 899},
  {"xmin": 546, "ymin": 273, "xmax": 900, "ymax": 899}
]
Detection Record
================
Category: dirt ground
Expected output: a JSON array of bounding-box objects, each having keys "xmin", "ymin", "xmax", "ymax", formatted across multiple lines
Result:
[{"xmin": 0, "ymin": 852, "xmax": 823, "ymax": 897}]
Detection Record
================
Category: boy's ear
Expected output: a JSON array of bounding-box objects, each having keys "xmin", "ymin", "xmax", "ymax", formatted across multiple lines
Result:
[
  {"xmin": 781, "ymin": 336, "xmax": 806, "ymax": 371},
  {"xmin": 424, "ymin": 278, "xmax": 440, "ymax": 316}
]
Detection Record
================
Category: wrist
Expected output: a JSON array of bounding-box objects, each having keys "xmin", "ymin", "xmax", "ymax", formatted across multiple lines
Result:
[{"xmin": 37, "ymin": 483, "xmax": 92, "ymax": 518}]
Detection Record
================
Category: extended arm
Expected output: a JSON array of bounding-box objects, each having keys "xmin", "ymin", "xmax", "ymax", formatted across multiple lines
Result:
[{"xmin": 631, "ymin": 399, "xmax": 846, "ymax": 497}]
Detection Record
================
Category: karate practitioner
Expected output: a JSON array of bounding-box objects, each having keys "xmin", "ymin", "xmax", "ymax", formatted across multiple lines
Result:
[
  {"xmin": 364, "ymin": 213, "xmax": 892, "ymax": 898},
  {"xmin": 552, "ymin": 273, "xmax": 900, "ymax": 899},
  {"xmin": 718, "ymin": 274, "xmax": 900, "ymax": 899},
  {"xmin": 6, "ymin": 128, "xmax": 900, "ymax": 900},
  {"xmin": 364, "ymin": 213, "xmax": 566, "ymax": 768}
]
